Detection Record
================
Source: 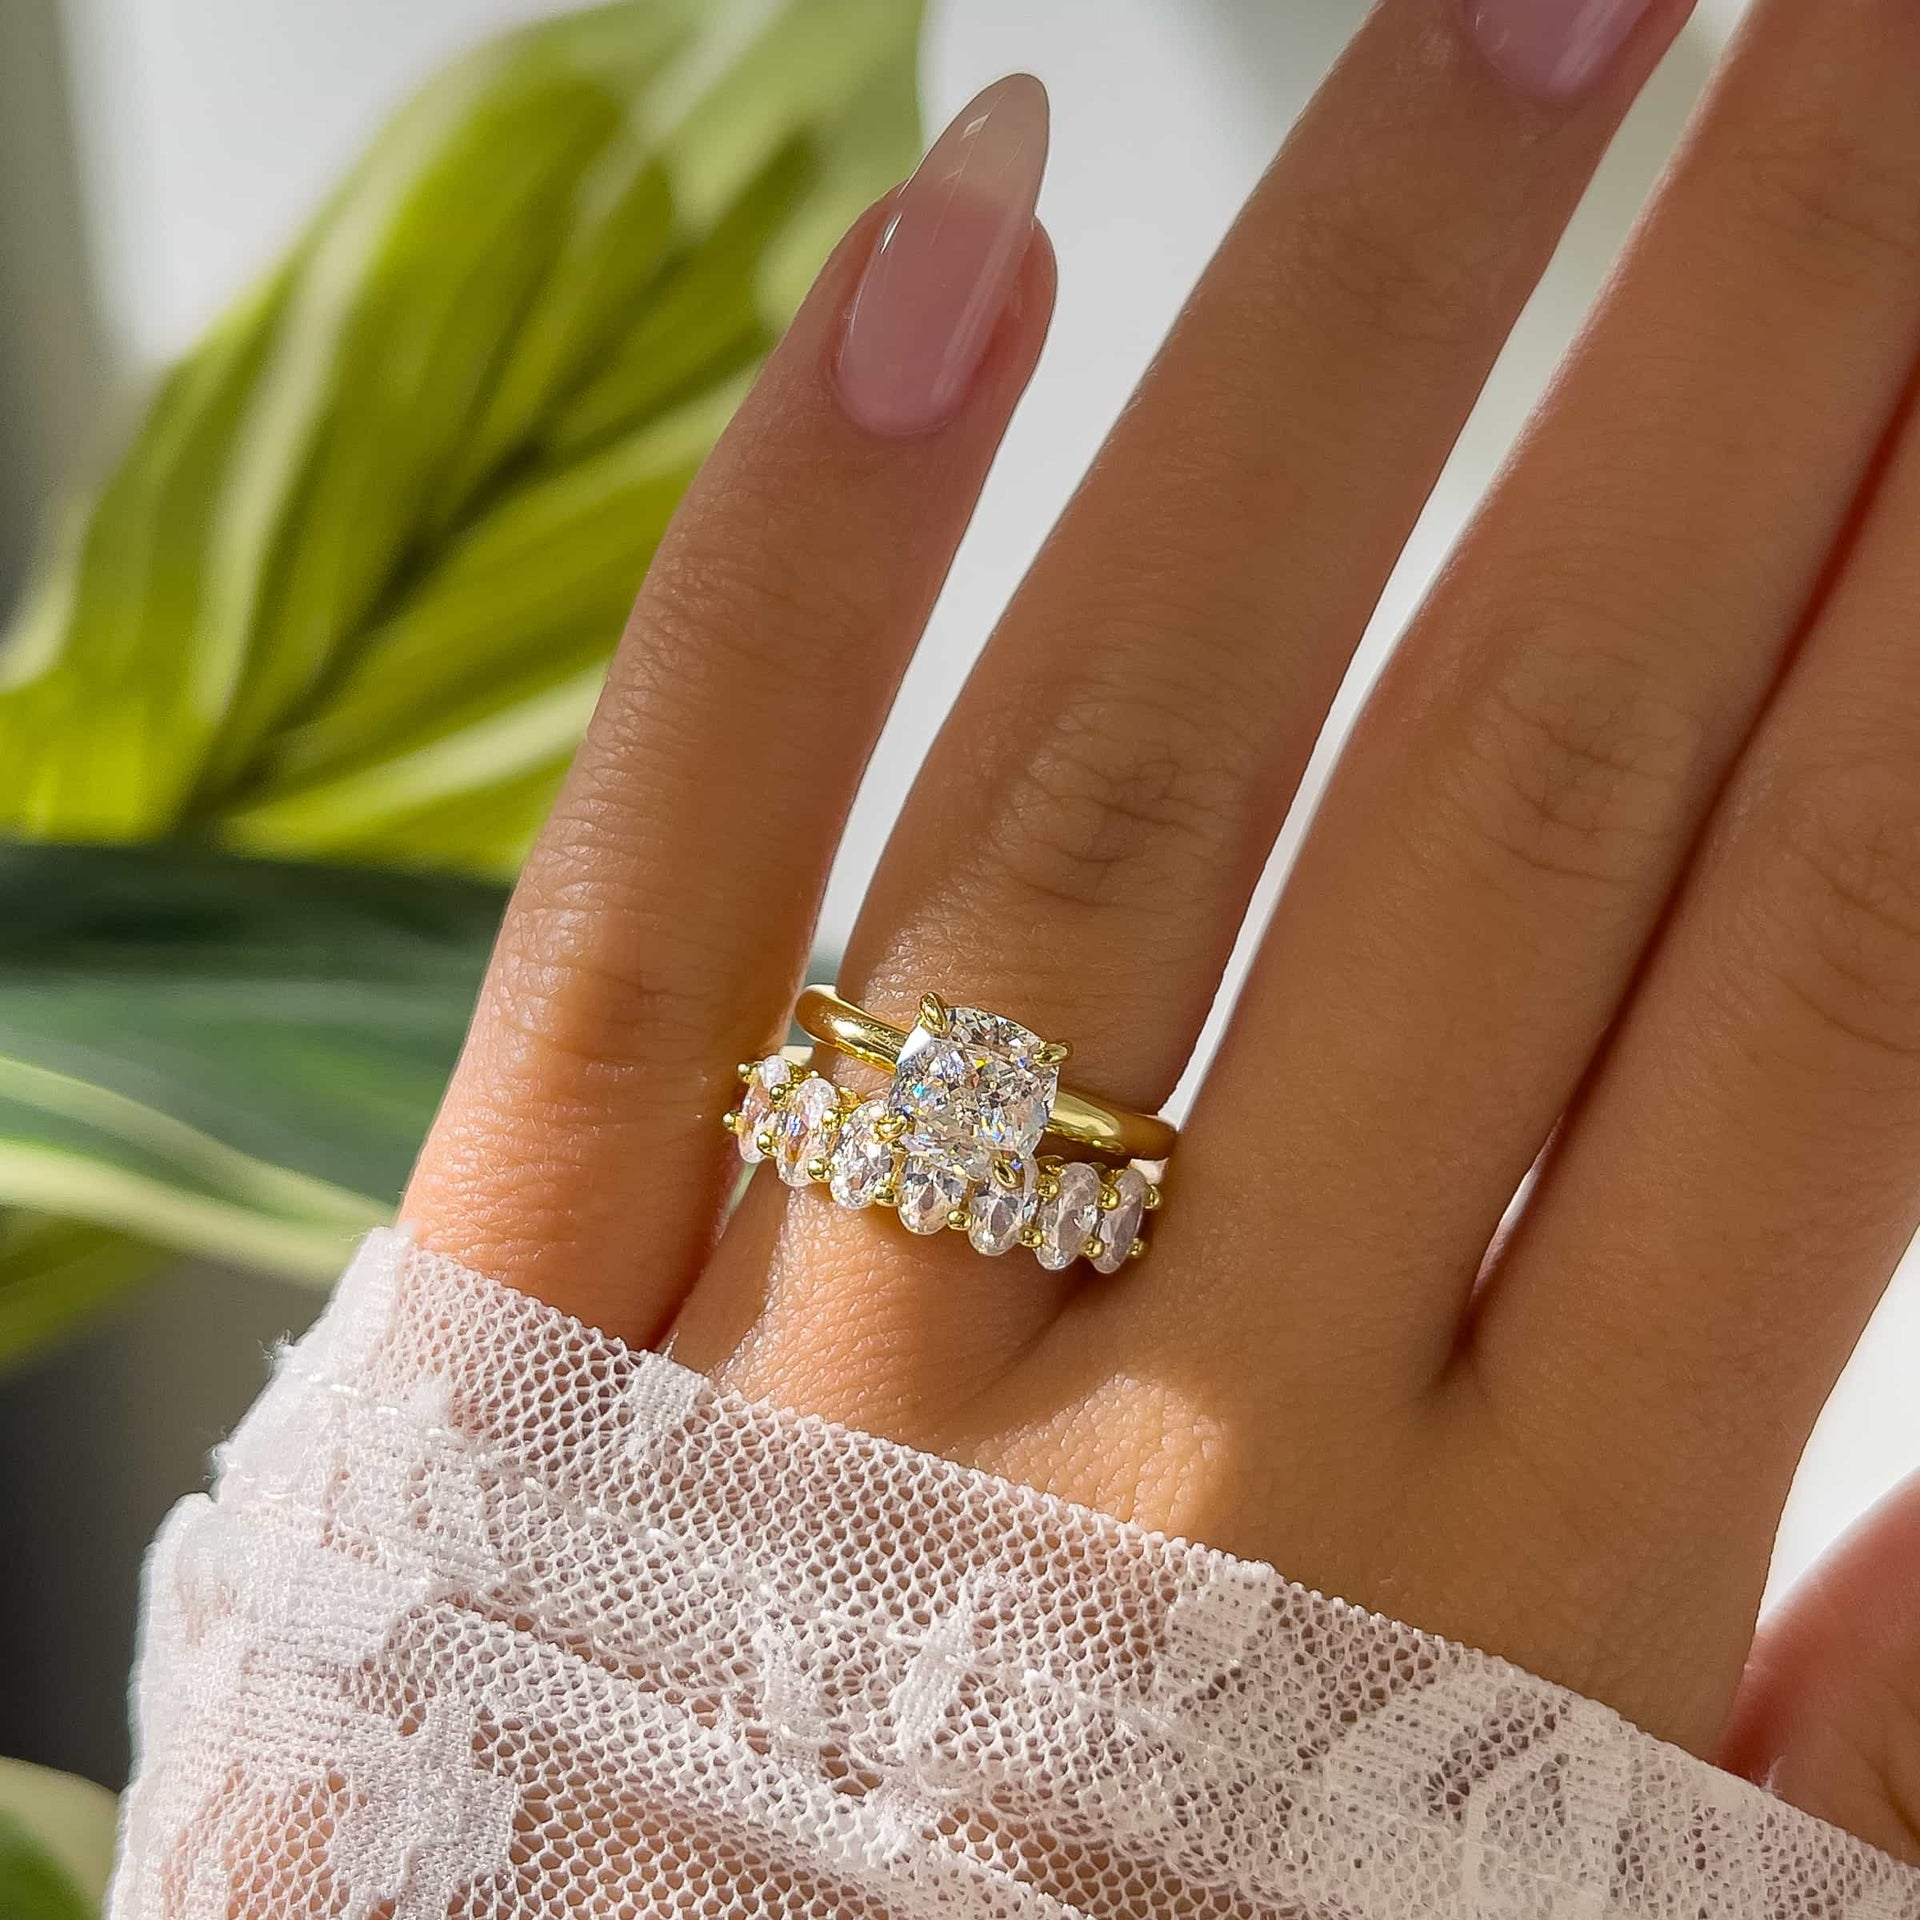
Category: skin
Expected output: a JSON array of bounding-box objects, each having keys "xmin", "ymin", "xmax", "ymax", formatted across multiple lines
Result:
[{"xmin": 407, "ymin": 0, "xmax": 1920, "ymax": 1861}]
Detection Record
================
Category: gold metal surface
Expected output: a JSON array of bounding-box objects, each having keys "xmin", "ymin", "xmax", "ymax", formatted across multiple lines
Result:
[{"xmin": 792, "ymin": 984, "xmax": 1177, "ymax": 1163}]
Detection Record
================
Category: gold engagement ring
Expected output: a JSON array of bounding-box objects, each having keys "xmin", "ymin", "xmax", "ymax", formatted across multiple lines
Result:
[{"xmin": 722, "ymin": 986, "xmax": 1172, "ymax": 1272}]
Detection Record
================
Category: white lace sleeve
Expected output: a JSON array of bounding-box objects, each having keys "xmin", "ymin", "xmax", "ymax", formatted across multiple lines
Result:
[{"xmin": 110, "ymin": 1228, "xmax": 1920, "ymax": 1920}]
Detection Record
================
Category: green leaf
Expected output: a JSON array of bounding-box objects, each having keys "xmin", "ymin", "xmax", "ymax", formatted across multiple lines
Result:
[
  {"xmin": 0, "ymin": 0, "xmax": 922, "ymax": 871},
  {"xmin": 0, "ymin": 1758, "xmax": 120, "ymax": 1920},
  {"xmin": 0, "ymin": 842, "xmax": 508, "ymax": 1284},
  {"xmin": 0, "ymin": 0, "xmax": 920, "ymax": 1370},
  {"xmin": 0, "ymin": 1214, "xmax": 168, "ymax": 1374}
]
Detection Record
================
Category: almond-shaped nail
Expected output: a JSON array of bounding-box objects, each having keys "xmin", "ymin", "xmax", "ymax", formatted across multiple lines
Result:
[
  {"xmin": 835, "ymin": 75, "xmax": 1048, "ymax": 436},
  {"xmin": 1459, "ymin": 0, "xmax": 1658, "ymax": 100}
]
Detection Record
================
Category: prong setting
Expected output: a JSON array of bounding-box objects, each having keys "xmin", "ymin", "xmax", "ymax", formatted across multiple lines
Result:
[{"xmin": 724, "ymin": 1005, "xmax": 1159, "ymax": 1271}]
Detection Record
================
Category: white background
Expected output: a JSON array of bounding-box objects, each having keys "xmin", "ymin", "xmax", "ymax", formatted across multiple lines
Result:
[{"xmin": 52, "ymin": 0, "xmax": 1920, "ymax": 1604}]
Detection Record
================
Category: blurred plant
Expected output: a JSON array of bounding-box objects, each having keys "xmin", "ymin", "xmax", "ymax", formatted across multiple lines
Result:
[
  {"xmin": 0, "ymin": 1759, "xmax": 118, "ymax": 1920},
  {"xmin": 0, "ymin": 0, "xmax": 921, "ymax": 1374}
]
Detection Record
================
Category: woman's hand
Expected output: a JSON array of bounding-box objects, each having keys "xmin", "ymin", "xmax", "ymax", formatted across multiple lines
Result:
[{"xmin": 404, "ymin": 0, "xmax": 1920, "ymax": 1858}]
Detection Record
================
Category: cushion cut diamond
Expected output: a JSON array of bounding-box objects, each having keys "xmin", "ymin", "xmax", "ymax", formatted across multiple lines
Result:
[{"xmin": 887, "ymin": 1005, "xmax": 1058, "ymax": 1179}]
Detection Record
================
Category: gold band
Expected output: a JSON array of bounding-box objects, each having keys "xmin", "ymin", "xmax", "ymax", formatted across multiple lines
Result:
[{"xmin": 793, "ymin": 985, "xmax": 1177, "ymax": 1162}]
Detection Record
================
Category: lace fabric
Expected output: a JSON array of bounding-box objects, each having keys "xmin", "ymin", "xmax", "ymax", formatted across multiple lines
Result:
[{"xmin": 111, "ymin": 1228, "xmax": 1920, "ymax": 1919}]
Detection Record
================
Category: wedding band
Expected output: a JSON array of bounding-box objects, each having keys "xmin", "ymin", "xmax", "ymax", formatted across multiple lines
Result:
[
  {"xmin": 720, "ymin": 986, "xmax": 1171, "ymax": 1273},
  {"xmin": 792, "ymin": 985, "xmax": 1177, "ymax": 1161}
]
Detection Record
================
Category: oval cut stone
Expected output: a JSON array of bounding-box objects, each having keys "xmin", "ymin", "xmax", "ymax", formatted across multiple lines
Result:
[
  {"xmin": 774, "ymin": 1075, "xmax": 839, "ymax": 1187},
  {"xmin": 967, "ymin": 1155, "xmax": 1035, "ymax": 1257},
  {"xmin": 737, "ymin": 1056, "xmax": 792, "ymax": 1164},
  {"xmin": 828, "ymin": 1099, "xmax": 894, "ymax": 1209},
  {"xmin": 1034, "ymin": 1160, "xmax": 1100, "ymax": 1271},
  {"xmin": 896, "ymin": 1157, "xmax": 969, "ymax": 1234},
  {"xmin": 1091, "ymin": 1167, "xmax": 1148, "ymax": 1274}
]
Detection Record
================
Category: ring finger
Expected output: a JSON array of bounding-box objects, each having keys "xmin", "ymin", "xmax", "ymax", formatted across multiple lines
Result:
[{"xmin": 685, "ymin": 0, "xmax": 1694, "ymax": 1404}]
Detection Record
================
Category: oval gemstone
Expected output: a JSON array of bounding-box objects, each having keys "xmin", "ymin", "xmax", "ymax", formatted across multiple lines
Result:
[
  {"xmin": 1091, "ymin": 1167, "xmax": 1148, "ymax": 1274},
  {"xmin": 1034, "ymin": 1161, "xmax": 1100, "ymax": 1271},
  {"xmin": 896, "ymin": 1157, "xmax": 968, "ymax": 1234},
  {"xmin": 828, "ymin": 1099, "xmax": 894, "ymax": 1209},
  {"xmin": 774, "ymin": 1075, "xmax": 840, "ymax": 1187},
  {"xmin": 738, "ymin": 1056, "xmax": 793, "ymax": 1164},
  {"xmin": 967, "ymin": 1155, "xmax": 1035, "ymax": 1257}
]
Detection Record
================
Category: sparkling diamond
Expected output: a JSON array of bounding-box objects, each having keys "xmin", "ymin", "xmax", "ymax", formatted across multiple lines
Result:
[
  {"xmin": 896, "ymin": 1157, "xmax": 969, "ymax": 1234},
  {"xmin": 887, "ymin": 1005, "xmax": 1058, "ymax": 1180},
  {"xmin": 967, "ymin": 1155, "xmax": 1036, "ymax": 1256},
  {"xmin": 828, "ymin": 1098, "xmax": 894, "ymax": 1209},
  {"xmin": 773, "ymin": 1075, "xmax": 839, "ymax": 1187},
  {"xmin": 1090, "ymin": 1167, "xmax": 1148, "ymax": 1274},
  {"xmin": 737, "ymin": 1055, "xmax": 792, "ymax": 1164},
  {"xmin": 1034, "ymin": 1160, "xmax": 1100, "ymax": 1271}
]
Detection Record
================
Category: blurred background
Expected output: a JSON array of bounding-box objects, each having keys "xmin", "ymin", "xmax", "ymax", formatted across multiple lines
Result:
[{"xmin": 1, "ymin": 0, "xmax": 1913, "ymax": 1877}]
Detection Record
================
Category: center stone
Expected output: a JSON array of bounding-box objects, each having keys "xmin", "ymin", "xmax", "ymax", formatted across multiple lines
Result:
[{"xmin": 887, "ymin": 1005, "xmax": 1058, "ymax": 1179}]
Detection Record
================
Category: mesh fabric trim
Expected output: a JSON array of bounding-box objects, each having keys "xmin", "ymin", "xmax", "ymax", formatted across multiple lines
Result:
[{"xmin": 110, "ymin": 1228, "xmax": 1920, "ymax": 1919}]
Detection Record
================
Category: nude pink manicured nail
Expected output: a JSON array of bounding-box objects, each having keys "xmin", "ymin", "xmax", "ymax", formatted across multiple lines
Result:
[
  {"xmin": 835, "ymin": 74, "xmax": 1048, "ymax": 436},
  {"xmin": 1460, "ymin": 0, "xmax": 1657, "ymax": 100}
]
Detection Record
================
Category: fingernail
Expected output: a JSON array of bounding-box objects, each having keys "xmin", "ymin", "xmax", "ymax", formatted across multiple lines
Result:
[
  {"xmin": 835, "ymin": 74, "xmax": 1048, "ymax": 436},
  {"xmin": 1459, "ymin": 0, "xmax": 1657, "ymax": 100}
]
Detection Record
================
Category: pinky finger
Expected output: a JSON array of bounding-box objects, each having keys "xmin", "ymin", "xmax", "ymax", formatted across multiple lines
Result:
[
  {"xmin": 403, "ymin": 79, "xmax": 1054, "ymax": 1343},
  {"xmin": 1720, "ymin": 1471, "xmax": 1920, "ymax": 1861}
]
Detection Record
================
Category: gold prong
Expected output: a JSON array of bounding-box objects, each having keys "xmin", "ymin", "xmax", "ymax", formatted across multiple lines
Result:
[
  {"xmin": 946, "ymin": 1205, "xmax": 970, "ymax": 1231},
  {"xmin": 753, "ymin": 1128, "xmax": 776, "ymax": 1157},
  {"xmin": 1037, "ymin": 1173, "xmax": 1060, "ymax": 1202},
  {"xmin": 917, "ymin": 991, "xmax": 949, "ymax": 1034},
  {"xmin": 1038, "ymin": 1039, "xmax": 1072, "ymax": 1068},
  {"xmin": 736, "ymin": 1061, "xmax": 757, "ymax": 1084},
  {"xmin": 873, "ymin": 1113, "xmax": 907, "ymax": 1143},
  {"xmin": 989, "ymin": 1157, "xmax": 1021, "ymax": 1192},
  {"xmin": 874, "ymin": 1182, "xmax": 900, "ymax": 1208},
  {"xmin": 722, "ymin": 1110, "xmax": 743, "ymax": 1135},
  {"xmin": 1018, "ymin": 1225, "xmax": 1044, "ymax": 1249},
  {"xmin": 805, "ymin": 1155, "xmax": 830, "ymax": 1183},
  {"xmin": 1097, "ymin": 1181, "xmax": 1121, "ymax": 1211},
  {"xmin": 1128, "ymin": 1236, "xmax": 1147, "ymax": 1260},
  {"xmin": 1083, "ymin": 1235, "xmax": 1105, "ymax": 1260},
  {"xmin": 1141, "ymin": 1183, "xmax": 1162, "ymax": 1212}
]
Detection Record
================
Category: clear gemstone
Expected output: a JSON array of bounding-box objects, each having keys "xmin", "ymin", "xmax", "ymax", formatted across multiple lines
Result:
[
  {"xmin": 1090, "ymin": 1167, "xmax": 1148, "ymax": 1274},
  {"xmin": 1034, "ymin": 1160, "xmax": 1100, "ymax": 1271},
  {"xmin": 828, "ymin": 1099, "xmax": 894, "ymax": 1209},
  {"xmin": 896, "ymin": 1157, "xmax": 969, "ymax": 1234},
  {"xmin": 887, "ymin": 1005, "xmax": 1058, "ymax": 1180},
  {"xmin": 967, "ymin": 1155, "xmax": 1036, "ymax": 1256},
  {"xmin": 737, "ymin": 1055, "xmax": 792, "ymax": 1164},
  {"xmin": 773, "ymin": 1075, "xmax": 839, "ymax": 1187}
]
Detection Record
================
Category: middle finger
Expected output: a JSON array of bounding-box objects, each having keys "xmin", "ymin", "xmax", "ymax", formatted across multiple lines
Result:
[{"xmin": 1161, "ymin": 0, "xmax": 1920, "ymax": 1401}]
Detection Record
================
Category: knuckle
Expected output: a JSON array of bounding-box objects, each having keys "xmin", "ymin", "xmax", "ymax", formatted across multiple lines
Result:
[
  {"xmin": 1724, "ymin": 106, "xmax": 1920, "ymax": 285},
  {"xmin": 636, "ymin": 531, "xmax": 874, "ymax": 689},
  {"xmin": 1440, "ymin": 634, "xmax": 1704, "ymax": 896},
  {"xmin": 1284, "ymin": 188, "xmax": 1491, "ymax": 352},
  {"xmin": 1754, "ymin": 758, "xmax": 1920, "ymax": 1065},
  {"xmin": 979, "ymin": 681, "xmax": 1252, "ymax": 918},
  {"xmin": 486, "ymin": 862, "xmax": 720, "ymax": 1079}
]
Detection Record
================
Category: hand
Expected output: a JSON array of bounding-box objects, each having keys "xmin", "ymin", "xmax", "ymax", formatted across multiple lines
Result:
[{"xmin": 404, "ymin": 0, "xmax": 1920, "ymax": 1858}]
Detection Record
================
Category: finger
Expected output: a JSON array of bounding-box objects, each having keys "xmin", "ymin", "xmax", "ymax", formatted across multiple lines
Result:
[
  {"xmin": 404, "ymin": 80, "xmax": 1055, "ymax": 1343},
  {"xmin": 1720, "ymin": 1469, "xmax": 1920, "ymax": 1861},
  {"xmin": 1163, "ymin": 0, "xmax": 1920, "ymax": 1393},
  {"xmin": 678, "ymin": 0, "xmax": 1698, "ymax": 1408},
  {"xmin": 1462, "ymin": 376, "xmax": 1920, "ymax": 1725},
  {"xmin": 840, "ymin": 0, "xmax": 1691, "ymax": 1116}
]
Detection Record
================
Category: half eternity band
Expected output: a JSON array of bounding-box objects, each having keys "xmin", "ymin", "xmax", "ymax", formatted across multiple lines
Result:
[{"xmin": 720, "ymin": 985, "xmax": 1174, "ymax": 1274}]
